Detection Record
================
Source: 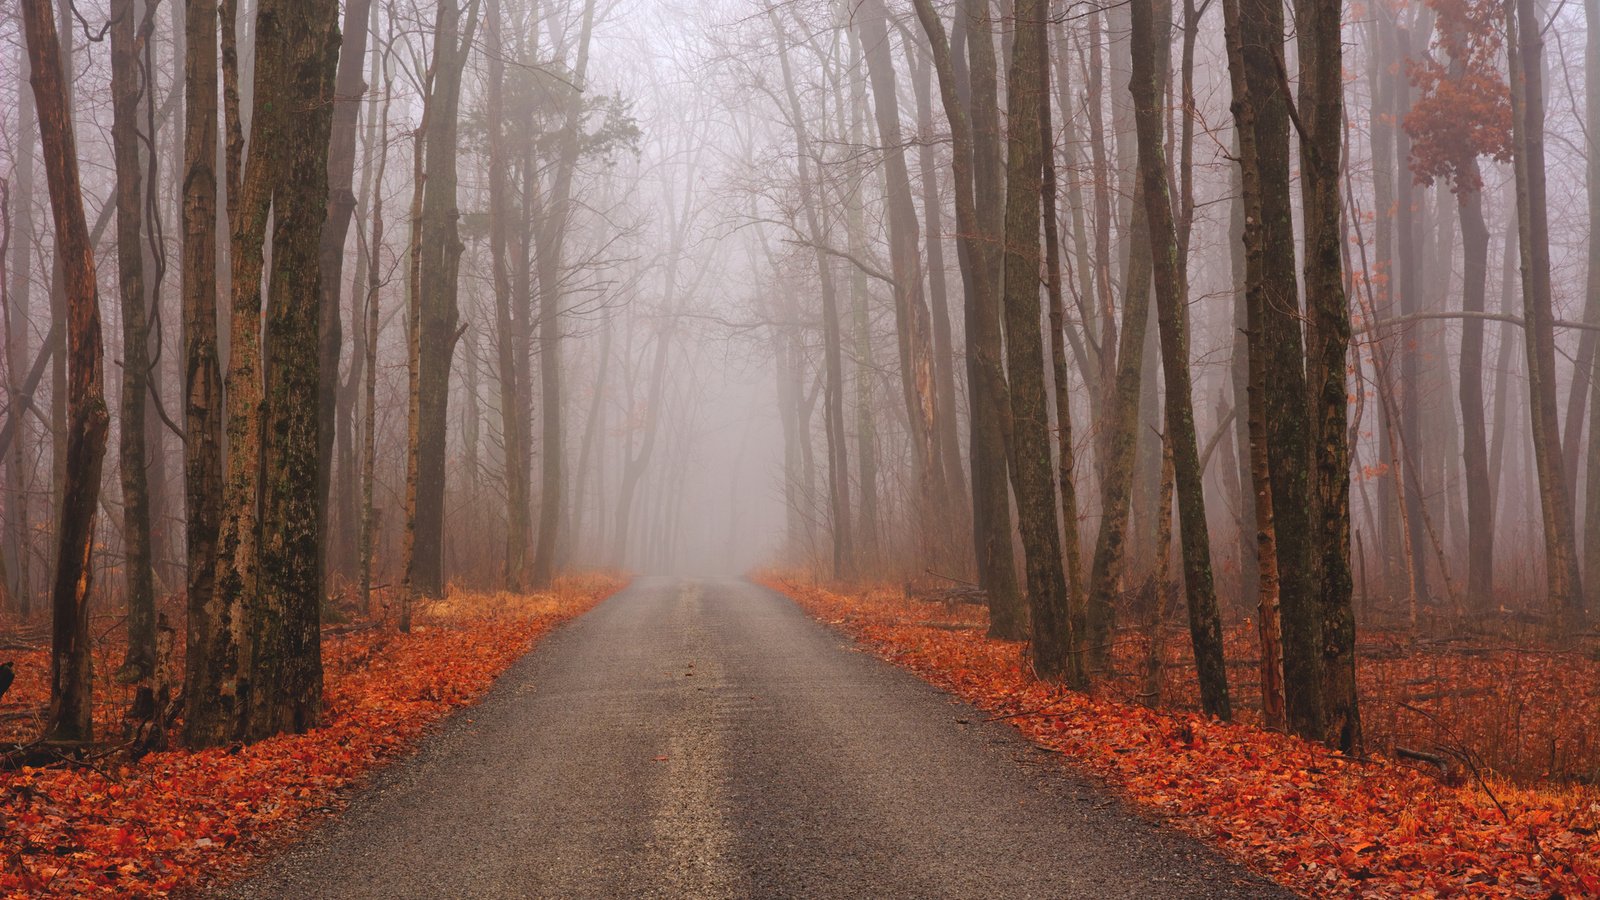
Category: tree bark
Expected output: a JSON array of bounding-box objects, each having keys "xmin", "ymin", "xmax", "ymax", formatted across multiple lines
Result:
[
  {"xmin": 405, "ymin": 0, "xmax": 478, "ymax": 601},
  {"xmin": 772, "ymin": 10, "xmax": 853, "ymax": 581},
  {"xmin": 1300, "ymin": 0, "xmax": 1360, "ymax": 751},
  {"xmin": 1459, "ymin": 180, "xmax": 1494, "ymax": 615},
  {"xmin": 1130, "ymin": 0, "xmax": 1230, "ymax": 719},
  {"xmin": 1247, "ymin": 0, "xmax": 1323, "ymax": 738},
  {"xmin": 181, "ymin": 0, "xmax": 230, "ymax": 748},
  {"xmin": 911, "ymin": 0, "xmax": 1021, "ymax": 634},
  {"xmin": 1001, "ymin": 0, "xmax": 1075, "ymax": 683},
  {"xmin": 248, "ymin": 0, "xmax": 340, "ymax": 738},
  {"xmin": 530, "ymin": 0, "xmax": 596, "ymax": 589},
  {"xmin": 22, "ymin": 0, "xmax": 111, "ymax": 743},
  {"xmin": 111, "ymin": 0, "xmax": 156, "ymax": 685},
  {"xmin": 858, "ymin": 0, "xmax": 950, "ymax": 569},
  {"xmin": 1509, "ymin": 0, "xmax": 1585, "ymax": 620},
  {"xmin": 315, "ymin": 0, "xmax": 374, "ymax": 590},
  {"xmin": 486, "ymin": 0, "xmax": 529, "ymax": 589},
  {"xmin": 1221, "ymin": 0, "xmax": 1285, "ymax": 730}
]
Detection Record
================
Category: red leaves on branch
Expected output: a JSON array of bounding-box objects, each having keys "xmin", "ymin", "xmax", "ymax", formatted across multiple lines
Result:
[
  {"xmin": 0, "ymin": 575, "xmax": 623, "ymax": 898},
  {"xmin": 1405, "ymin": 0, "xmax": 1512, "ymax": 191},
  {"xmin": 763, "ymin": 576, "xmax": 1600, "ymax": 898}
]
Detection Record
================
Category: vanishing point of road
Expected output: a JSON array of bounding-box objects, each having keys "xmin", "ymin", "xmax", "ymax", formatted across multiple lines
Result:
[{"xmin": 229, "ymin": 576, "xmax": 1290, "ymax": 899}]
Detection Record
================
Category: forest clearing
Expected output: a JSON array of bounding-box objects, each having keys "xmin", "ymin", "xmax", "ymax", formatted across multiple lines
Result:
[{"xmin": 5, "ymin": 0, "xmax": 1600, "ymax": 892}]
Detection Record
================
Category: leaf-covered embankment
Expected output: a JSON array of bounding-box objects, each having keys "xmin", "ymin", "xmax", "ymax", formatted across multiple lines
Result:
[
  {"xmin": 760, "ymin": 575, "xmax": 1600, "ymax": 898},
  {"xmin": 0, "ymin": 573, "xmax": 624, "ymax": 898}
]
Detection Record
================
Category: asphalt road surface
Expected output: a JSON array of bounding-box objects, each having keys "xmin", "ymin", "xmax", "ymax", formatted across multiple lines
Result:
[{"xmin": 228, "ymin": 576, "xmax": 1292, "ymax": 899}]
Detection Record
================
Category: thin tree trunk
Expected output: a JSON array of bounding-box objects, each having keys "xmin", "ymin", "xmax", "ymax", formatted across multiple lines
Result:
[
  {"xmin": 911, "ymin": 0, "xmax": 1020, "ymax": 633},
  {"xmin": 1509, "ymin": 0, "xmax": 1585, "ymax": 620},
  {"xmin": 772, "ymin": 10, "xmax": 853, "ymax": 580},
  {"xmin": 1460, "ymin": 181, "xmax": 1494, "ymax": 614},
  {"xmin": 1086, "ymin": 5, "xmax": 1119, "ymax": 457},
  {"xmin": 0, "ymin": 176, "xmax": 14, "ymax": 616},
  {"xmin": 22, "ymin": 0, "xmax": 111, "ymax": 743},
  {"xmin": 1300, "ymin": 0, "xmax": 1360, "ymax": 751},
  {"xmin": 181, "ymin": 0, "xmax": 230, "ymax": 747},
  {"xmin": 4, "ymin": 43, "xmax": 36, "ymax": 618},
  {"xmin": 1001, "ymin": 0, "xmax": 1074, "ymax": 683},
  {"xmin": 486, "ymin": 0, "xmax": 528, "ymax": 589},
  {"xmin": 858, "ymin": 0, "xmax": 949, "ymax": 569},
  {"xmin": 1584, "ymin": 0, "xmax": 1600, "ymax": 617},
  {"xmin": 316, "ymin": 0, "xmax": 374, "ymax": 591},
  {"xmin": 358, "ymin": 57, "xmax": 392, "ymax": 616},
  {"xmin": 406, "ymin": 0, "xmax": 479, "ymax": 602},
  {"xmin": 111, "ymin": 0, "xmax": 156, "ymax": 685},
  {"xmin": 1221, "ymin": 0, "xmax": 1285, "ymax": 730},
  {"xmin": 913, "ymin": 45, "xmax": 970, "ymax": 537},
  {"xmin": 530, "ymin": 0, "xmax": 595, "ymax": 589},
  {"xmin": 1041, "ymin": 37, "xmax": 1086, "ymax": 659},
  {"xmin": 1082, "ymin": 203, "xmax": 1156, "ymax": 669},
  {"xmin": 848, "ymin": 37, "xmax": 881, "ymax": 569},
  {"xmin": 1131, "ymin": 0, "xmax": 1230, "ymax": 719}
]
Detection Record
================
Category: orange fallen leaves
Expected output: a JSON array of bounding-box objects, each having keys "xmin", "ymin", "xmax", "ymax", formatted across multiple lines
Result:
[
  {"xmin": 0, "ymin": 573, "xmax": 624, "ymax": 898},
  {"xmin": 763, "ymin": 576, "xmax": 1600, "ymax": 899}
]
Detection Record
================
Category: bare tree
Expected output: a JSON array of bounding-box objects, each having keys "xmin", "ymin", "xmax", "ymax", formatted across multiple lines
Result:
[{"xmin": 20, "ymin": 0, "xmax": 111, "ymax": 743}]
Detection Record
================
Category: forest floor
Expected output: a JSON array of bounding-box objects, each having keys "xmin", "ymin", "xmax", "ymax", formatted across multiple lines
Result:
[
  {"xmin": 0, "ymin": 573, "xmax": 624, "ymax": 898},
  {"xmin": 758, "ymin": 575, "xmax": 1600, "ymax": 898}
]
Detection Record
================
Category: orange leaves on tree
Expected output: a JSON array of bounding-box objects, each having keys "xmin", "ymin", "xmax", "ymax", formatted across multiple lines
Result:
[{"xmin": 1405, "ymin": 0, "xmax": 1512, "ymax": 192}]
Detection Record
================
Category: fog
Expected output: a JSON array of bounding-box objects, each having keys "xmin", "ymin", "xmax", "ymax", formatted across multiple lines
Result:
[{"xmin": 6, "ymin": 0, "xmax": 1600, "ymax": 630}]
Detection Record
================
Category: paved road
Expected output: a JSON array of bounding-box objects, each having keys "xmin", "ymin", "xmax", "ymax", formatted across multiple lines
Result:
[{"xmin": 229, "ymin": 576, "xmax": 1290, "ymax": 899}]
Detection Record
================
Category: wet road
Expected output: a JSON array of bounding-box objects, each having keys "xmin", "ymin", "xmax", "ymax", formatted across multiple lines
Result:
[{"xmin": 229, "ymin": 576, "xmax": 1290, "ymax": 899}]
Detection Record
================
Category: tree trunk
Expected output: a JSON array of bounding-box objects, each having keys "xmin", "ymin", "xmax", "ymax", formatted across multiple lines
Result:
[
  {"xmin": 1221, "ymin": 0, "xmax": 1285, "ymax": 730},
  {"xmin": 1040, "ymin": 34, "xmax": 1088, "ymax": 680},
  {"xmin": 1459, "ymin": 181, "xmax": 1494, "ymax": 614},
  {"xmin": 181, "ymin": 0, "xmax": 230, "ymax": 748},
  {"xmin": 1390, "ymin": 19, "xmax": 1431, "ymax": 610},
  {"xmin": 0, "ymin": 176, "xmax": 14, "ymax": 616},
  {"xmin": 772, "ymin": 10, "xmax": 852, "ymax": 581},
  {"xmin": 486, "ymin": 0, "xmax": 529, "ymax": 589},
  {"xmin": 110, "ymin": 0, "xmax": 156, "ymax": 685},
  {"xmin": 1300, "ymin": 0, "xmax": 1360, "ymax": 751},
  {"xmin": 358, "ymin": 67, "xmax": 391, "ymax": 616},
  {"xmin": 848, "ymin": 37, "xmax": 881, "ymax": 570},
  {"xmin": 1083, "ymin": 202, "xmax": 1155, "ymax": 670},
  {"xmin": 1584, "ymin": 0, "xmax": 1600, "ymax": 618},
  {"xmin": 858, "ymin": 0, "xmax": 950, "ymax": 569},
  {"xmin": 248, "ymin": 0, "xmax": 340, "ymax": 738},
  {"xmin": 315, "ymin": 0, "xmax": 374, "ymax": 591},
  {"xmin": 4, "ymin": 43, "xmax": 36, "ymax": 618},
  {"xmin": 913, "ymin": 44, "xmax": 970, "ymax": 539},
  {"xmin": 911, "ymin": 0, "xmax": 1021, "ymax": 634},
  {"xmin": 1001, "ymin": 0, "xmax": 1075, "ymax": 683},
  {"xmin": 22, "ymin": 0, "xmax": 111, "ymax": 743},
  {"xmin": 1131, "ymin": 0, "xmax": 1230, "ymax": 719},
  {"xmin": 1086, "ymin": 5, "xmax": 1119, "ymax": 457},
  {"xmin": 1247, "ymin": 0, "xmax": 1323, "ymax": 739},
  {"xmin": 530, "ymin": 0, "xmax": 595, "ymax": 589},
  {"xmin": 405, "ymin": 0, "xmax": 478, "ymax": 601},
  {"xmin": 1509, "ymin": 0, "xmax": 1585, "ymax": 620}
]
